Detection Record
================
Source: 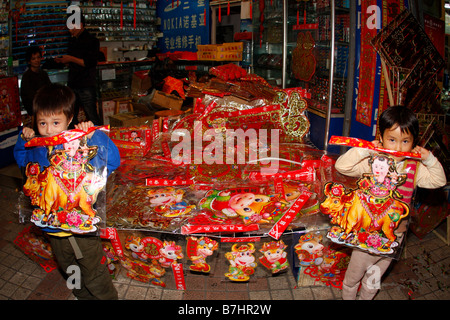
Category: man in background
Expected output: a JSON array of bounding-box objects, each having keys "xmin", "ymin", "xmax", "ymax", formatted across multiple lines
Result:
[{"xmin": 56, "ymin": 14, "xmax": 101, "ymax": 126}]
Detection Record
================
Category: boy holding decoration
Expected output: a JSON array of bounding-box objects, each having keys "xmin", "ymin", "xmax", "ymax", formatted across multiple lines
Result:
[
  {"xmin": 14, "ymin": 84, "xmax": 120, "ymax": 300},
  {"xmin": 334, "ymin": 106, "xmax": 446, "ymax": 300}
]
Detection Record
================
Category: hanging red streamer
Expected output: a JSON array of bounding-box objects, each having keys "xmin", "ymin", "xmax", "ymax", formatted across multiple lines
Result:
[
  {"xmin": 218, "ymin": 5, "xmax": 221, "ymax": 23},
  {"xmin": 120, "ymin": 1, "xmax": 123, "ymax": 29},
  {"xmin": 227, "ymin": 1, "xmax": 230, "ymax": 16},
  {"xmin": 133, "ymin": 0, "xmax": 137, "ymax": 29},
  {"xmin": 204, "ymin": 8, "xmax": 207, "ymax": 26}
]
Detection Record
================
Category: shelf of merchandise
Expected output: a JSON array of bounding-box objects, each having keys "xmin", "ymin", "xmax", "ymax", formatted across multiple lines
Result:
[
  {"xmin": 81, "ymin": 0, "xmax": 158, "ymax": 43},
  {"xmin": 0, "ymin": 0, "xmax": 10, "ymax": 76},
  {"xmin": 10, "ymin": 0, "xmax": 70, "ymax": 74},
  {"xmin": 252, "ymin": 0, "xmax": 355, "ymax": 153},
  {"xmin": 97, "ymin": 59, "xmax": 155, "ymax": 101},
  {"xmin": 78, "ymin": 0, "xmax": 159, "ymax": 100}
]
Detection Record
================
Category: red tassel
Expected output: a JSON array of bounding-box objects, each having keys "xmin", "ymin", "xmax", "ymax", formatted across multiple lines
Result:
[
  {"xmin": 297, "ymin": 10, "xmax": 299, "ymax": 26},
  {"xmin": 133, "ymin": 0, "xmax": 136, "ymax": 29},
  {"xmin": 204, "ymin": 8, "xmax": 206, "ymax": 26},
  {"xmin": 227, "ymin": 1, "xmax": 230, "ymax": 16},
  {"xmin": 120, "ymin": 1, "xmax": 123, "ymax": 29},
  {"xmin": 219, "ymin": 5, "xmax": 221, "ymax": 23}
]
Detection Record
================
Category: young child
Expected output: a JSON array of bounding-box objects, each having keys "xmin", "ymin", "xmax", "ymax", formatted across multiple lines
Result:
[
  {"xmin": 335, "ymin": 105, "xmax": 446, "ymax": 300},
  {"xmin": 14, "ymin": 83, "xmax": 120, "ymax": 300}
]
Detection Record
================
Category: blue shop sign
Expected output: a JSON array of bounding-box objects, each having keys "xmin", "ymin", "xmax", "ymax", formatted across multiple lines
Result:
[{"xmin": 157, "ymin": 0, "xmax": 210, "ymax": 53}]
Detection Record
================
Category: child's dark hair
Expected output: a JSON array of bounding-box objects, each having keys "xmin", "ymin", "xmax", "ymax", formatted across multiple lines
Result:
[
  {"xmin": 25, "ymin": 46, "xmax": 42, "ymax": 64},
  {"xmin": 32, "ymin": 84, "xmax": 75, "ymax": 122},
  {"xmin": 378, "ymin": 105, "xmax": 419, "ymax": 147}
]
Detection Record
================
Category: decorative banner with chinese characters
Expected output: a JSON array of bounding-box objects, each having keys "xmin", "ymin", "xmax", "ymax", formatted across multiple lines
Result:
[{"xmin": 157, "ymin": 0, "xmax": 210, "ymax": 53}]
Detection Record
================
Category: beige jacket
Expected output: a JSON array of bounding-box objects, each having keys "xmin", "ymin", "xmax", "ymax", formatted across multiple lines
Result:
[{"xmin": 335, "ymin": 147, "xmax": 447, "ymax": 190}]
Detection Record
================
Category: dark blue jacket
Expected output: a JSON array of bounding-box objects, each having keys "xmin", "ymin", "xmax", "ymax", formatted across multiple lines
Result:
[{"xmin": 14, "ymin": 129, "xmax": 120, "ymax": 175}]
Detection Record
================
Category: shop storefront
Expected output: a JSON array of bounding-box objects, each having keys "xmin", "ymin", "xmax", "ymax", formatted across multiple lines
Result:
[{"xmin": 2, "ymin": 0, "xmax": 449, "ymax": 298}]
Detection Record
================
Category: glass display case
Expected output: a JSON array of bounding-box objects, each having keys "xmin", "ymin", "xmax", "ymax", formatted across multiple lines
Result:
[
  {"xmin": 0, "ymin": 0, "xmax": 10, "ymax": 76},
  {"xmin": 252, "ymin": 0, "xmax": 355, "ymax": 153},
  {"xmin": 11, "ymin": 0, "xmax": 70, "ymax": 74},
  {"xmin": 82, "ymin": 0, "xmax": 158, "ymax": 43}
]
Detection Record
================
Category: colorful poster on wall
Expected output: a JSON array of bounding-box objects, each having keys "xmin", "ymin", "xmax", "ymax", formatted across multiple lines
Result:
[
  {"xmin": 157, "ymin": 0, "xmax": 210, "ymax": 53},
  {"xmin": 0, "ymin": 76, "xmax": 21, "ymax": 132},
  {"xmin": 355, "ymin": 0, "xmax": 378, "ymax": 127}
]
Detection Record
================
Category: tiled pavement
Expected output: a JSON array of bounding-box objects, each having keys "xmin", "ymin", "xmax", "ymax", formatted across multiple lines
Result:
[{"xmin": 0, "ymin": 164, "xmax": 449, "ymax": 300}]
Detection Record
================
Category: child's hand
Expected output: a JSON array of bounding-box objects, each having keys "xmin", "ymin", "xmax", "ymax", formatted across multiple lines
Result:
[
  {"xmin": 22, "ymin": 127, "xmax": 36, "ymax": 141},
  {"xmin": 411, "ymin": 145, "xmax": 430, "ymax": 161},
  {"xmin": 75, "ymin": 121, "xmax": 95, "ymax": 139},
  {"xmin": 371, "ymin": 140, "xmax": 382, "ymax": 149}
]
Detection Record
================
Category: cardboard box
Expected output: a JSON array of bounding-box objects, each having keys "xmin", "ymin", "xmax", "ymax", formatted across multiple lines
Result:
[
  {"xmin": 197, "ymin": 42, "xmax": 243, "ymax": 61},
  {"xmin": 217, "ymin": 51, "xmax": 242, "ymax": 61},
  {"xmin": 151, "ymin": 90, "xmax": 183, "ymax": 110},
  {"xmin": 218, "ymin": 42, "xmax": 243, "ymax": 52},
  {"xmin": 101, "ymin": 99, "xmax": 132, "ymax": 125},
  {"xmin": 109, "ymin": 100, "xmax": 155, "ymax": 127},
  {"xmin": 109, "ymin": 112, "xmax": 154, "ymax": 127},
  {"xmin": 131, "ymin": 70, "xmax": 152, "ymax": 96},
  {"xmin": 197, "ymin": 42, "xmax": 243, "ymax": 53}
]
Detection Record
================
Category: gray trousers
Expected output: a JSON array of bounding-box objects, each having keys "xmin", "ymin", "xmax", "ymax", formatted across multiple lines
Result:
[{"xmin": 49, "ymin": 235, "xmax": 118, "ymax": 300}]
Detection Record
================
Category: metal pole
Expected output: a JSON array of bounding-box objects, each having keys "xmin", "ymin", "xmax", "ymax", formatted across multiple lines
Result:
[{"xmin": 323, "ymin": 0, "xmax": 335, "ymax": 152}]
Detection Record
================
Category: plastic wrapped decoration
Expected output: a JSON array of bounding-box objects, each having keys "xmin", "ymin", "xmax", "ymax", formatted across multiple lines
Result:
[
  {"xmin": 293, "ymin": 231, "xmax": 351, "ymax": 289},
  {"xmin": 172, "ymin": 87, "xmax": 310, "ymax": 148},
  {"xmin": 321, "ymin": 163, "xmax": 409, "ymax": 255},
  {"xmin": 321, "ymin": 136, "xmax": 421, "ymax": 256},
  {"xmin": 121, "ymin": 234, "xmax": 167, "ymax": 287},
  {"xmin": 259, "ymin": 240, "xmax": 289, "ymax": 274},
  {"xmin": 112, "ymin": 158, "xmax": 189, "ymax": 185},
  {"xmin": 14, "ymin": 225, "xmax": 57, "ymax": 273},
  {"xmin": 109, "ymin": 126, "xmax": 153, "ymax": 158},
  {"xmin": 21, "ymin": 127, "xmax": 111, "ymax": 234},
  {"xmin": 320, "ymin": 136, "xmax": 420, "ymax": 258},
  {"xmin": 106, "ymin": 183, "xmax": 197, "ymax": 232},
  {"xmin": 182, "ymin": 184, "xmax": 291, "ymax": 235},
  {"xmin": 118, "ymin": 230, "xmax": 187, "ymax": 289},
  {"xmin": 225, "ymin": 243, "xmax": 258, "ymax": 282},
  {"xmin": 102, "ymin": 241, "xmax": 121, "ymax": 278},
  {"xmin": 186, "ymin": 236, "xmax": 219, "ymax": 273}
]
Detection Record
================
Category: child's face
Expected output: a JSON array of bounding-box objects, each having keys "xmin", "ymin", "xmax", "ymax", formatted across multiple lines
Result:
[
  {"xmin": 380, "ymin": 125, "xmax": 414, "ymax": 160},
  {"xmin": 36, "ymin": 111, "xmax": 71, "ymax": 137}
]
